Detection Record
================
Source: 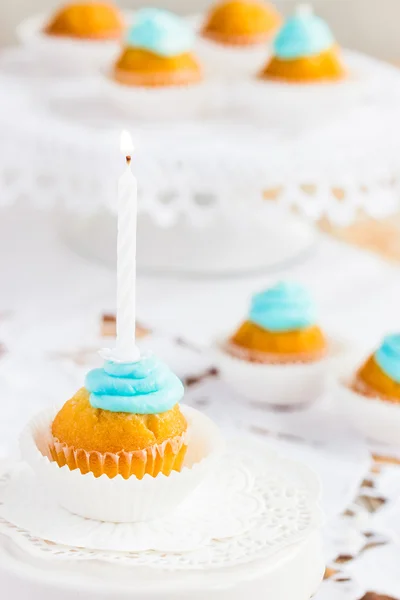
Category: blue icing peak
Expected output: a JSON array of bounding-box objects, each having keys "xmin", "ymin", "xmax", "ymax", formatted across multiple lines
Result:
[
  {"xmin": 375, "ymin": 334, "xmax": 400, "ymax": 384},
  {"xmin": 273, "ymin": 10, "xmax": 335, "ymax": 59},
  {"xmin": 249, "ymin": 282, "xmax": 317, "ymax": 332},
  {"xmin": 126, "ymin": 8, "xmax": 194, "ymax": 57},
  {"xmin": 85, "ymin": 355, "xmax": 184, "ymax": 414}
]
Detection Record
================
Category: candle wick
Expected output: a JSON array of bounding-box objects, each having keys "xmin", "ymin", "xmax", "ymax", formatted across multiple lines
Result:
[{"xmin": 126, "ymin": 155, "xmax": 132, "ymax": 165}]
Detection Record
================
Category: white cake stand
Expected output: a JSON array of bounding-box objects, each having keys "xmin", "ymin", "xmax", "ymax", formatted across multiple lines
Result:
[
  {"xmin": 0, "ymin": 438, "xmax": 324, "ymax": 599},
  {"xmin": 0, "ymin": 46, "xmax": 399, "ymax": 274}
]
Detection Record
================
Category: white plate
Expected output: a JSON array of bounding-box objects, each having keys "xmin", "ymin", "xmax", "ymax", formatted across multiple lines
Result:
[
  {"xmin": 0, "ymin": 435, "xmax": 324, "ymax": 598},
  {"xmin": 0, "ymin": 530, "xmax": 324, "ymax": 599}
]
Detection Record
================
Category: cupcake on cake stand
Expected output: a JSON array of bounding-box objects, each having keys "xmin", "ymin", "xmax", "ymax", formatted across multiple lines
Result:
[
  {"xmin": 16, "ymin": 1, "xmax": 128, "ymax": 76},
  {"xmin": 197, "ymin": 0, "xmax": 282, "ymax": 79},
  {"xmin": 0, "ymin": 132, "xmax": 325, "ymax": 600},
  {"xmin": 104, "ymin": 9, "xmax": 210, "ymax": 119}
]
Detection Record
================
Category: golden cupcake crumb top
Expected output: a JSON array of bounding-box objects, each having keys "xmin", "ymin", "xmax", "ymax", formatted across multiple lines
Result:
[
  {"xmin": 202, "ymin": 0, "xmax": 281, "ymax": 44},
  {"xmin": 45, "ymin": 2, "xmax": 124, "ymax": 39},
  {"xmin": 231, "ymin": 320, "xmax": 326, "ymax": 357},
  {"xmin": 115, "ymin": 47, "xmax": 201, "ymax": 76},
  {"xmin": 52, "ymin": 388, "xmax": 187, "ymax": 454},
  {"xmin": 355, "ymin": 355, "xmax": 400, "ymax": 403},
  {"xmin": 260, "ymin": 47, "xmax": 346, "ymax": 82}
]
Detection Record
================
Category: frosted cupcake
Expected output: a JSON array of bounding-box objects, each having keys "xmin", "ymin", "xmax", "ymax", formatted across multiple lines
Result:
[
  {"xmin": 44, "ymin": 2, "xmax": 124, "ymax": 40},
  {"xmin": 51, "ymin": 355, "xmax": 188, "ymax": 480},
  {"xmin": 259, "ymin": 5, "xmax": 346, "ymax": 83},
  {"xmin": 198, "ymin": 0, "xmax": 281, "ymax": 79},
  {"xmin": 353, "ymin": 335, "xmax": 400, "ymax": 403},
  {"xmin": 214, "ymin": 282, "xmax": 332, "ymax": 406},
  {"xmin": 228, "ymin": 282, "xmax": 327, "ymax": 364},
  {"xmin": 22, "ymin": 354, "xmax": 223, "ymax": 522},
  {"xmin": 113, "ymin": 9, "xmax": 202, "ymax": 88},
  {"xmin": 338, "ymin": 335, "xmax": 400, "ymax": 445}
]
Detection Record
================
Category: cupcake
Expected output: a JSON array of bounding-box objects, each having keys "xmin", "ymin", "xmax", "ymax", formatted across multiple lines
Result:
[
  {"xmin": 227, "ymin": 282, "xmax": 327, "ymax": 364},
  {"xmin": 113, "ymin": 9, "xmax": 202, "ymax": 88},
  {"xmin": 202, "ymin": 0, "xmax": 281, "ymax": 46},
  {"xmin": 338, "ymin": 335, "xmax": 400, "ymax": 445},
  {"xmin": 259, "ymin": 5, "xmax": 346, "ymax": 83},
  {"xmin": 22, "ymin": 354, "xmax": 223, "ymax": 522},
  {"xmin": 353, "ymin": 335, "xmax": 400, "ymax": 403},
  {"xmin": 51, "ymin": 355, "xmax": 187, "ymax": 480},
  {"xmin": 198, "ymin": 0, "xmax": 281, "ymax": 79},
  {"xmin": 17, "ymin": 2, "xmax": 125, "ymax": 76},
  {"xmin": 214, "ymin": 282, "xmax": 333, "ymax": 407},
  {"xmin": 44, "ymin": 2, "xmax": 125, "ymax": 40}
]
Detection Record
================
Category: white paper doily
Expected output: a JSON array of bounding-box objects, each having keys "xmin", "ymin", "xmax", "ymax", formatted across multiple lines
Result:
[{"xmin": 0, "ymin": 437, "xmax": 322, "ymax": 569}]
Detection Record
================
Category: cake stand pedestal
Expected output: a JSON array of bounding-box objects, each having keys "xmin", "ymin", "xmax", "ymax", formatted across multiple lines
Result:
[{"xmin": 59, "ymin": 209, "xmax": 316, "ymax": 275}]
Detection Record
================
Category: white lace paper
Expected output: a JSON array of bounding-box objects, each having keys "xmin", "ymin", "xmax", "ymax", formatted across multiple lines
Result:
[
  {"xmin": 0, "ymin": 437, "xmax": 321, "ymax": 567},
  {"xmin": 0, "ymin": 49, "xmax": 399, "ymax": 226}
]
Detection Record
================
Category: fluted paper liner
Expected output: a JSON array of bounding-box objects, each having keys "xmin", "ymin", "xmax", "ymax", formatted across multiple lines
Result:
[
  {"xmin": 50, "ymin": 433, "xmax": 187, "ymax": 480},
  {"xmin": 21, "ymin": 405, "xmax": 225, "ymax": 523},
  {"xmin": 224, "ymin": 340, "xmax": 327, "ymax": 365},
  {"xmin": 17, "ymin": 14, "xmax": 121, "ymax": 71}
]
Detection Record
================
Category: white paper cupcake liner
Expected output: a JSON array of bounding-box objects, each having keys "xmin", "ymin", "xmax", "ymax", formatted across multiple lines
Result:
[
  {"xmin": 237, "ymin": 50, "xmax": 379, "ymax": 129},
  {"xmin": 16, "ymin": 13, "xmax": 126, "ymax": 75},
  {"xmin": 213, "ymin": 335, "xmax": 351, "ymax": 407},
  {"xmin": 101, "ymin": 72, "xmax": 223, "ymax": 119},
  {"xmin": 335, "ymin": 377, "xmax": 400, "ymax": 445},
  {"xmin": 20, "ymin": 405, "xmax": 225, "ymax": 523},
  {"xmin": 50, "ymin": 431, "xmax": 187, "ymax": 480}
]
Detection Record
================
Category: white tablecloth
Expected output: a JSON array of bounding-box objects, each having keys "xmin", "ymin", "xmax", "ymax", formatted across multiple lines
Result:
[{"xmin": 1, "ymin": 204, "xmax": 400, "ymax": 599}]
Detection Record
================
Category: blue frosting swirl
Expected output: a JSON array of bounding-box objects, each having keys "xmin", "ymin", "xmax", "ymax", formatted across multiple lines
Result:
[
  {"xmin": 375, "ymin": 334, "xmax": 400, "ymax": 384},
  {"xmin": 249, "ymin": 282, "xmax": 317, "ymax": 332},
  {"xmin": 126, "ymin": 8, "xmax": 194, "ymax": 57},
  {"xmin": 274, "ymin": 11, "xmax": 335, "ymax": 59},
  {"xmin": 85, "ymin": 355, "xmax": 184, "ymax": 414}
]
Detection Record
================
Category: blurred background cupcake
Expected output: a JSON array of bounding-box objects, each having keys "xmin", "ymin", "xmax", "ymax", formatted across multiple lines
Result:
[
  {"xmin": 113, "ymin": 7, "xmax": 202, "ymax": 87},
  {"xmin": 353, "ymin": 334, "xmax": 400, "ymax": 402},
  {"xmin": 44, "ymin": 1, "xmax": 125, "ymax": 40},
  {"xmin": 259, "ymin": 3, "xmax": 346, "ymax": 83},
  {"xmin": 197, "ymin": 0, "xmax": 281, "ymax": 79},
  {"xmin": 17, "ymin": 1, "xmax": 127, "ymax": 74},
  {"xmin": 214, "ymin": 282, "xmax": 334, "ymax": 407},
  {"xmin": 106, "ymin": 8, "xmax": 209, "ymax": 117},
  {"xmin": 338, "ymin": 335, "xmax": 400, "ymax": 445},
  {"xmin": 227, "ymin": 281, "xmax": 327, "ymax": 364}
]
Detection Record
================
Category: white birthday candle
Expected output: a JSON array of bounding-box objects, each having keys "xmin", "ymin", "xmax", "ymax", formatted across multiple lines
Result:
[{"xmin": 111, "ymin": 130, "xmax": 140, "ymax": 363}]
